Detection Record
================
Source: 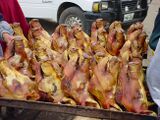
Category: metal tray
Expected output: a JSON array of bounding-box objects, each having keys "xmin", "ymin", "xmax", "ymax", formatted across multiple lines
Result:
[{"xmin": 0, "ymin": 98, "xmax": 156, "ymax": 120}]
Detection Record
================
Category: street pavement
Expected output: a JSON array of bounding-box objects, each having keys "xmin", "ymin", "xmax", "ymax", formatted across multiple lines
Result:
[{"xmin": 143, "ymin": 0, "xmax": 159, "ymax": 37}]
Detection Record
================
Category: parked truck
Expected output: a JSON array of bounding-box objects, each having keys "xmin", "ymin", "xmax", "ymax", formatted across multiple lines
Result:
[{"xmin": 18, "ymin": 0, "xmax": 151, "ymax": 33}]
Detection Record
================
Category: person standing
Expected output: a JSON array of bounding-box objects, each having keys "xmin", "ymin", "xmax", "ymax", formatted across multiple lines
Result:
[
  {"xmin": 0, "ymin": 0, "xmax": 29, "ymax": 37},
  {"xmin": 147, "ymin": 7, "xmax": 160, "ymax": 119},
  {"xmin": 0, "ymin": 0, "xmax": 29, "ymax": 56},
  {"xmin": 0, "ymin": 13, "xmax": 14, "ymax": 56},
  {"xmin": 149, "ymin": 8, "xmax": 160, "ymax": 50}
]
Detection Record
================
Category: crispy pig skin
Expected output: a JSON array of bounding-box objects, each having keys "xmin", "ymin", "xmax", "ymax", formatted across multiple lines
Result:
[
  {"xmin": 11, "ymin": 23, "xmax": 29, "ymax": 48},
  {"xmin": 0, "ymin": 58, "xmax": 39, "ymax": 100},
  {"xmin": 116, "ymin": 59, "xmax": 150, "ymax": 113},
  {"xmin": 62, "ymin": 49, "xmax": 100, "ymax": 108},
  {"xmin": 38, "ymin": 61, "xmax": 64, "ymax": 103},
  {"xmin": 27, "ymin": 22, "xmax": 75, "ymax": 104},
  {"xmin": 51, "ymin": 25, "xmax": 68, "ymax": 53},
  {"xmin": 6, "ymin": 36, "xmax": 34, "ymax": 78},
  {"xmin": 107, "ymin": 21, "xmax": 125, "ymax": 56},
  {"xmin": 91, "ymin": 19, "xmax": 108, "ymax": 48},
  {"xmin": 89, "ymin": 56, "xmax": 121, "ymax": 110},
  {"xmin": 116, "ymin": 23, "xmax": 155, "ymax": 115},
  {"xmin": 2, "ymin": 18, "xmax": 154, "ymax": 115}
]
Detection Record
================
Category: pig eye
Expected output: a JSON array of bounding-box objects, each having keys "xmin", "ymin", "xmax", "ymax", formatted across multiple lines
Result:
[{"xmin": 52, "ymin": 83, "xmax": 57, "ymax": 93}]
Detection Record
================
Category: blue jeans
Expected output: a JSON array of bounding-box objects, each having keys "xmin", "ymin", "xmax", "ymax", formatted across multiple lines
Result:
[
  {"xmin": 0, "ymin": 45, "xmax": 3, "ymax": 56},
  {"xmin": 157, "ymin": 108, "xmax": 160, "ymax": 120}
]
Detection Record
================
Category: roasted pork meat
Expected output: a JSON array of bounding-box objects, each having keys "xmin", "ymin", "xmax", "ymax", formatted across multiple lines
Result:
[
  {"xmin": 116, "ymin": 23, "xmax": 154, "ymax": 114},
  {"xmin": 0, "ymin": 18, "xmax": 154, "ymax": 115},
  {"xmin": 91, "ymin": 19, "xmax": 108, "ymax": 48},
  {"xmin": 89, "ymin": 55, "xmax": 121, "ymax": 110},
  {"xmin": 11, "ymin": 23, "xmax": 29, "ymax": 48},
  {"xmin": 0, "ymin": 58, "xmax": 39, "ymax": 100},
  {"xmin": 107, "ymin": 21, "xmax": 125, "ymax": 56},
  {"xmin": 51, "ymin": 24, "xmax": 68, "ymax": 53},
  {"xmin": 62, "ymin": 48, "xmax": 100, "ymax": 108}
]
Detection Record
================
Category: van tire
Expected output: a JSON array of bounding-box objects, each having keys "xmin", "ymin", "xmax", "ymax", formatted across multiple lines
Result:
[{"xmin": 59, "ymin": 7, "xmax": 90, "ymax": 34}]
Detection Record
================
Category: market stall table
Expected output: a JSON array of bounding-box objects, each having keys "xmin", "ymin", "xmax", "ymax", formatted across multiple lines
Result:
[{"xmin": 0, "ymin": 98, "xmax": 156, "ymax": 120}]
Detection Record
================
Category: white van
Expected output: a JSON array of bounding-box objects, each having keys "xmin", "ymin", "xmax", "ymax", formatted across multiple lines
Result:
[{"xmin": 18, "ymin": 0, "xmax": 150, "ymax": 33}]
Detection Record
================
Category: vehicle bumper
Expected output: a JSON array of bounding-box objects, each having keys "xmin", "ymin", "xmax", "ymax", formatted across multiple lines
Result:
[
  {"xmin": 84, "ymin": 8, "xmax": 148, "ymax": 27},
  {"xmin": 122, "ymin": 17, "xmax": 146, "ymax": 27},
  {"xmin": 84, "ymin": 11, "xmax": 115, "ymax": 25},
  {"xmin": 121, "ymin": 8, "xmax": 148, "ymax": 27}
]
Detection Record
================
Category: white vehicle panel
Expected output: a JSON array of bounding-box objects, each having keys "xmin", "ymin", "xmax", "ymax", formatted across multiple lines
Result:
[
  {"xmin": 18, "ymin": 0, "xmax": 99, "ymax": 22},
  {"xmin": 53, "ymin": 0, "xmax": 97, "ymax": 12},
  {"xmin": 18, "ymin": 0, "xmax": 42, "ymax": 4},
  {"xmin": 19, "ymin": 2, "xmax": 56, "ymax": 21}
]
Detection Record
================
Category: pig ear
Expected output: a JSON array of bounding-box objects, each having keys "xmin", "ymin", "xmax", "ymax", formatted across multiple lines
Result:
[{"xmin": 4, "ymin": 39, "xmax": 15, "ymax": 60}]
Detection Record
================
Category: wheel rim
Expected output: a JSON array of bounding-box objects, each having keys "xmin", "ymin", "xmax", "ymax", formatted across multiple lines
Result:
[{"xmin": 65, "ymin": 15, "xmax": 83, "ymax": 28}]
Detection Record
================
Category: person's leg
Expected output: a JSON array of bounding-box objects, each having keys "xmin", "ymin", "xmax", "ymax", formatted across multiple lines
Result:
[
  {"xmin": 158, "ymin": 107, "xmax": 160, "ymax": 120},
  {"xmin": 0, "ymin": 41, "xmax": 6, "ymax": 55},
  {"xmin": 0, "ymin": 45, "xmax": 3, "ymax": 56},
  {"xmin": 149, "ymin": 8, "xmax": 160, "ymax": 50}
]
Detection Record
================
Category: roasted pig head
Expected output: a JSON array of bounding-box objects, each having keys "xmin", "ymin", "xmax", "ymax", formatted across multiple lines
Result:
[
  {"xmin": 72, "ymin": 25, "xmax": 92, "ymax": 54},
  {"xmin": 29, "ymin": 19, "xmax": 50, "ymax": 39},
  {"xmin": 62, "ymin": 49, "xmax": 100, "ymax": 108},
  {"xmin": 6, "ymin": 36, "xmax": 34, "ymax": 78},
  {"xmin": 14, "ymin": 36, "xmax": 28, "ymax": 60},
  {"xmin": 4, "ymin": 39, "xmax": 15, "ymax": 60},
  {"xmin": 0, "ymin": 58, "xmax": 39, "ymax": 100},
  {"xmin": 116, "ymin": 23, "xmax": 154, "ymax": 114},
  {"xmin": 51, "ymin": 24, "xmax": 68, "ymax": 53},
  {"xmin": 125, "ymin": 22, "xmax": 148, "ymax": 58},
  {"xmin": 38, "ymin": 61, "xmax": 64, "ymax": 103},
  {"xmin": 11, "ymin": 22, "xmax": 29, "ymax": 48},
  {"xmin": 29, "ymin": 27, "xmax": 52, "ymax": 61},
  {"xmin": 32, "ymin": 27, "xmax": 51, "ymax": 49},
  {"xmin": 28, "ymin": 19, "xmax": 51, "ymax": 49},
  {"xmin": 0, "ymin": 71, "xmax": 12, "ymax": 98},
  {"xmin": 29, "ymin": 19, "xmax": 42, "ymax": 29},
  {"xmin": 91, "ymin": 19, "xmax": 108, "ymax": 48},
  {"xmin": 89, "ymin": 56, "xmax": 121, "ymax": 110},
  {"xmin": 107, "ymin": 21, "xmax": 125, "ymax": 56},
  {"xmin": 116, "ymin": 58, "xmax": 154, "ymax": 114}
]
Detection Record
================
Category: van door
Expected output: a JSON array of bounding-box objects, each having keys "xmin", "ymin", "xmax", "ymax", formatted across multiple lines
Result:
[{"xmin": 18, "ymin": 0, "xmax": 56, "ymax": 21}]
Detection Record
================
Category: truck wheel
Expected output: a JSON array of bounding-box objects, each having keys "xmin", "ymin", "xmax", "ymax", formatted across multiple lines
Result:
[{"xmin": 59, "ymin": 7, "xmax": 90, "ymax": 34}]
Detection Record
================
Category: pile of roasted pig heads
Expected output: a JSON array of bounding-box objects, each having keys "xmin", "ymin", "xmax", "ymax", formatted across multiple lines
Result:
[{"xmin": 0, "ymin": 19, "xmax": 155, "ymax": 115}]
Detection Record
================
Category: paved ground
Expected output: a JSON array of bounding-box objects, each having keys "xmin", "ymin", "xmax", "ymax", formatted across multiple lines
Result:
[
  {"xmin": 142, "ymin": 0, "xmax": 160, "ymax": 66},
  {"xmin": 143, "ymin": 0, "xmax": 159, "ymax": 37}
]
